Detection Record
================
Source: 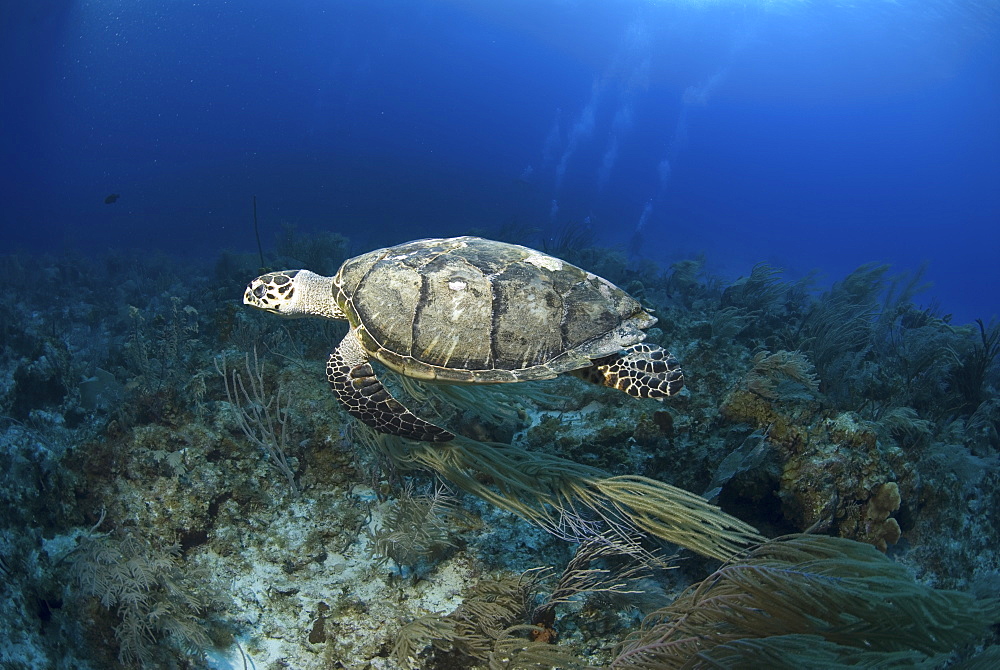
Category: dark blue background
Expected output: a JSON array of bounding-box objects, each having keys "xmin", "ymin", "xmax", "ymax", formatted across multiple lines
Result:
[{"xmin": 2, "ymin": 0, "xmax": 997, "ymax": 322}]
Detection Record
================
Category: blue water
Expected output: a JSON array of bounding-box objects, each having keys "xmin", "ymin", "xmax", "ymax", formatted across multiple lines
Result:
[{"xmin": 3, "ymin": 0, "xmax": 998, "ymax": 323}]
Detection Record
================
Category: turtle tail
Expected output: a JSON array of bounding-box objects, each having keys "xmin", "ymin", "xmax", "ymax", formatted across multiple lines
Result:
[{"xmin": 578, "ymin": 343, "xmax": 684, "ymax": 399}]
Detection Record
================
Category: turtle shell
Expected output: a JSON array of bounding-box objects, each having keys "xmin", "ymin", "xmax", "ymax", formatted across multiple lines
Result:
[{"xmin": 333, "ymin": 236, "xmax": 657, "ymax": 382}]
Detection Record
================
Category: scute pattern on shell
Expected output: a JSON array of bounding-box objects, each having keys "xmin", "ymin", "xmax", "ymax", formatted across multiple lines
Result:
[{"xmin": 333, "ymin": 236, "xmax": 656, "ymax": 382}]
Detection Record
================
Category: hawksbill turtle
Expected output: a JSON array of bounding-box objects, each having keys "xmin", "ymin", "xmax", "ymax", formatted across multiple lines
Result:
[{"xmin": 243, "ymin": 236, "xmax": 683, "ymax": 441}]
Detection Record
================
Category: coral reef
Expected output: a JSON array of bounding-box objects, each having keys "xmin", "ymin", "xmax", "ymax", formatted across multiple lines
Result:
[{"xmin": 0, "ymin": 233, "xmax": 997, "ymax": 668}]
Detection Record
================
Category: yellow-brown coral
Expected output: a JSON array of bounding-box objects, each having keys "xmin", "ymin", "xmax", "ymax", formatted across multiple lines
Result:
[
  {"xmin": 841, "ymin": 481, "xmax": 902, "ymax": 552},
  {"xmin": 721, "ymin": 360, "xmax": 903, "ymax": 551}
]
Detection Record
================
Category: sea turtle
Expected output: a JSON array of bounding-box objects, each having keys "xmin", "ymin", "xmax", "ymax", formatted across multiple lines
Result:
[{"xmin": 243, "ymin": 236, "xmax": 683, "ymax": 442}]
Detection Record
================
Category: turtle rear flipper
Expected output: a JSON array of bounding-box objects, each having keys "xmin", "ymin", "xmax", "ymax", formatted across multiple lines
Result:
[
  {"xmin": 328, "ymin": 333, "xmax": 454, "ymax": 442},
  {"xmin": 579, "ymin": 343, "xmax": 684, "ymax": 399}
]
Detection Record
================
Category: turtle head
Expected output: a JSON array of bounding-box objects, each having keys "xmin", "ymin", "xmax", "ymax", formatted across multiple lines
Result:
[
  {"xmin": 244, "ymin": 270, "xmax": 304, "ymax": 316},
  {"xmin": 244, "ymin": 269, "xmax": 341, "ymax": 319}
]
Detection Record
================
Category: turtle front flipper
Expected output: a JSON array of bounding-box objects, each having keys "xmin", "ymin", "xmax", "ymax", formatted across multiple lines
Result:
[
  {"xmin": 577, "ymin": 343, "xmax": 684, "ymax": 399},
  {"xmin": 327, "ymin": 332, "xmax": 455, "ymax": 442}
]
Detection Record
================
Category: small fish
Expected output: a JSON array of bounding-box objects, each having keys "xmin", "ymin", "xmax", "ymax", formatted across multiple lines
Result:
[{"xmin": 104, "ymin": 193, "xmax": 120, "ymax": 204}]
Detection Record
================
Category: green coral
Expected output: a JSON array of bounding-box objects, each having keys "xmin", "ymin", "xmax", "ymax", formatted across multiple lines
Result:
[
  {"xmin": 354, "ymin": 426, "xmax": 763, "ymax": 561},
  {"xmin": 611, "ymin": 534, "xmax": 1000, "ymax": 668}
]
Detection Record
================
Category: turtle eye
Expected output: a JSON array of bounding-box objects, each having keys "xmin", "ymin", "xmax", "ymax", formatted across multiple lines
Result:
[{"xmin": 253, "ymin": 284, "xmax": 268, "ymax": 300}]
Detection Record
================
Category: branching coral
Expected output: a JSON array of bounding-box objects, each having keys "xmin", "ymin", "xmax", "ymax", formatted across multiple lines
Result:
[
  {"xmin": 392, "ymin": 536, "xmax": 659, "ymax": 669},
  {"xmin": 215, "ymin": 348, "xmax": 300, "ymax": 496},
  {"xmin": 948, "ymin": 318, "xmax": 1000, "ymax": 415},
  {"xmin": 787, "ymin": 264, "xmax": 886, "ymax": 386},
  {"xmin": 720, "ymin": 263, "xmax": 787, "ymax": 315},
  {"xmin": 541, "ymin": 221, "xmax": 598, "ymax": 262},
  {"xmin": 840, "ymin": 481, "xmax": 902, "ymax": 552},
  {"xmin": 742, "ymin": 350, "xmax": 819, "ymax": 401},
  {"xmin": 122, "ymin": 297, "xmax": 200, "ymax": 395},
  {"xmin": 69, "ymin": 532, "xmax": 229, "ymax": 666},
  {"xmin": 392, "ymin": 573, "xmax": 585, "ymax": 669},
  {"xmin": 367, "ymin": 482, "xmax": 464, "ymax": 569},
  {"xmin": 529, "ymin": 535, "xmax": 667, "ymax": 637},
  {"xmin": 274, "ymin": 223, "xmax": 349, "ymax": 277}
]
